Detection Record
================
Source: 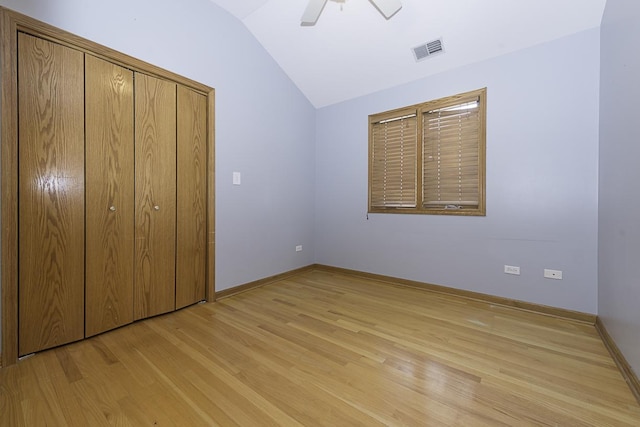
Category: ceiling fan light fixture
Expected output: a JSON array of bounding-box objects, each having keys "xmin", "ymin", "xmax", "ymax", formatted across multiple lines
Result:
[
  {"xmin": 331, "ymin": 0, "xmax": 348, "ymax": 11},
  {"xmin": 301, "ymin": 0, "xmax": 402, "ymax": 26}
]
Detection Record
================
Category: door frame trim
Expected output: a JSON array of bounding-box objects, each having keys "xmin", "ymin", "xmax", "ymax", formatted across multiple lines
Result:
[{"xmin": 0, "ymin": 6, "xmax": 216, "ymax": 366}]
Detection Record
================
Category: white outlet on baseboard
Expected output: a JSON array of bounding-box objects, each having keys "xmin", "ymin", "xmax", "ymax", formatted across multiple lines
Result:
[
  {"xmin": 295, "ymin": 245, "xmax": 302, "ymax": 252},
  {"xmin": 504, "ymin": 265, "xmax": 520, "ymax": 275},
  {"xmin": 544, "ymin": 269, "xmax": 563, "ymax": 280}
]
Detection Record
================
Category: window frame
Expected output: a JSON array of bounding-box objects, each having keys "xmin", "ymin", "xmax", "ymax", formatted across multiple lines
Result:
[{"xmin": 368, "ymin": 88, "xmax": 486, "ymax": 216}]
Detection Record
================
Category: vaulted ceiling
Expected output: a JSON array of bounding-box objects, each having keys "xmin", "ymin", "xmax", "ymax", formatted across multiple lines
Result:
[{"xmin": 208, "ymin": 0, "xmax": 606, "ymax": 107}]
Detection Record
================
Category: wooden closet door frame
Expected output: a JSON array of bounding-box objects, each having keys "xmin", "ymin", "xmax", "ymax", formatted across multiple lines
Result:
[{"xmin": 0, "ymin": 7, "xmax": 216, "ymax": 367}]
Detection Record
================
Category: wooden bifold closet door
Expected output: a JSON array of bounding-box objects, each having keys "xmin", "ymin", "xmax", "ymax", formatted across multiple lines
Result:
[
  {"xmin": 11, "ymin": 22, "xmax": 211, "ymax": 360},
  {"xmin": 17, "ymin": 33, "xmax": 85, "ymax": 356},
  {"xmin": 134, "ymin": 73, "xmax": 177, "ymax": 320},
  {"xmin": 176, "ymin": 86, "xmax": 207, "ymax": 309},
  {"xmin": 85, "ymin": 55, "xmax": 135, "ymax": 337}
]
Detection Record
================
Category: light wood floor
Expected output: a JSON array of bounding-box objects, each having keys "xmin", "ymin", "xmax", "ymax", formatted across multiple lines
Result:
[{"xmin": 1, "ymin": 270, "xmax": 639, "ymax": 426}]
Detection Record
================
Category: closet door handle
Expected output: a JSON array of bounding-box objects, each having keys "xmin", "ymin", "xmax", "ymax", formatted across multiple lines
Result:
[
  {"xmin": 109, "ymin": 206, "xmax": 116, "ymax": 212},
  {"xmin": 153, "ymin": 205, "xmax": 160, "ymax": 211}
]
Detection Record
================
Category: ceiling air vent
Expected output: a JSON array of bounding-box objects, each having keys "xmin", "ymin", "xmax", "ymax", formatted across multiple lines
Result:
[{"xmin": 412, "ymin": 38, "xmax": 444, "ymax": 62}]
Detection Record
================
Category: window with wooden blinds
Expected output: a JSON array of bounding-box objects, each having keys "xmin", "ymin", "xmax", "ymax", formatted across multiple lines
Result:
[
  {"xmin": 370, "ymin": 113, "xmax": 417, "ymax": 208},
  {"xmin": 423, "ymin": 98, "xmax": 481, "ymax": 209},
  {"xmin": 368, "ymin": 88, "xmax": 486, "ymax": 216}
]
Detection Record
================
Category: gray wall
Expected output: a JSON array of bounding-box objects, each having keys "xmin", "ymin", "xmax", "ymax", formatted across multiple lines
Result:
[
  {"xmin": 315, "ymin": 29, "xmax": 601, "ymax": 314},
  {"xmin": 599, "ymin": 0, "xmax": 640, "ymax": 376},
  {"xmin": 0, "ymin": 0, "xmax": 317, "ymax": 295}
]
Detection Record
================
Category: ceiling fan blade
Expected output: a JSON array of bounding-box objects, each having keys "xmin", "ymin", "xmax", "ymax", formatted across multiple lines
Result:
[
  {"xmin": 301, "ymin": 0, "xmax": 328, "ymax": 25},
  {"xmin": 369, "ymin": 0, "xmax": 402, "ymax": 19}
]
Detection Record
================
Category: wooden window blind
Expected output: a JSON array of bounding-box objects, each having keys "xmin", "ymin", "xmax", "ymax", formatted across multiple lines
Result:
[
  {"xmin": 423, "ymin": 98, "xmax": 481, "ymax": 209},
  {"xmin": 368, "ymin": 88, "xmax": 486, "ymax": 215},
  {"xmin": 370, "ymin": 112, "xmax": 417, "ymax": 208}
]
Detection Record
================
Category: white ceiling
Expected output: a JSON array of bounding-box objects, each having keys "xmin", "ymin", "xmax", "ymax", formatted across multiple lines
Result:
[{"xmin": 208, "ymin": 0, "xmax": 606, "ymax": 108}]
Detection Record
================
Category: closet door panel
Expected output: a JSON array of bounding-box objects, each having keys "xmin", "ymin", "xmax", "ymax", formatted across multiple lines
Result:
[
  {"xmin": 85, "ymin": 55, "xmax": 135, "ymax": 337},
  {"xmin": 18, "ymin": 33, "xmax": 85, "ymax": 355},
  {"xmin": 176, "ymin": 86, "xmax": 207, "ymax": 309},
  {"xmin": 134, "ymin": 73, "xmax": 177, "ymax": 319}
]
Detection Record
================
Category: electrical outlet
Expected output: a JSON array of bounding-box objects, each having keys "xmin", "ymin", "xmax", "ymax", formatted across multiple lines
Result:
[
  {"xmin": 295, "ymin": 245, "xmax": 302, "ymax": 252},
  {"xmin": 504, "ymin": 265, "xmax": 520, "ymax": 275},
  {"xmin": 544, "ymin": 269, "xmax": 563, "ymax": 280}
]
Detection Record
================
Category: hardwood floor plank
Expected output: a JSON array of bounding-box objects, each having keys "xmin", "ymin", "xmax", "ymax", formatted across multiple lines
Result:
[
  {"xmin": 1, "ymin": 269, "xmax": 639, "ymax": 426},
  {"xmin": 142, "ymin": 316, "xmax": 307, "ymax": 426},
  {"xmin": 53, "ymin": 347, "xmax": 83, "ymax": 383},
  {"xmin": 0, "ymin": 370, "xmax": 25, "ymax": 427},
  {"xmin": 134, "ymin": 349, "xmax": 220, "ymax": 426}
]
